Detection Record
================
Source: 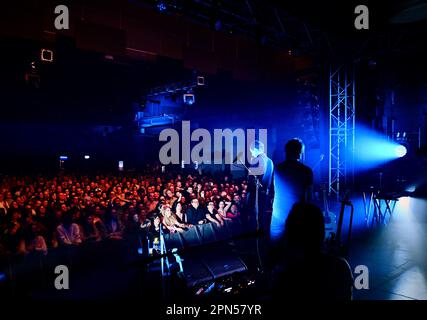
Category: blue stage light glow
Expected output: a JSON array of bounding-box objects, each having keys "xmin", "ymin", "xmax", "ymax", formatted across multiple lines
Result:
[
  {"xmin": 157, "ymin": 1, "xmax": 167, "ymax": 12},
  {"xmin": 395, "ymin": 145, "xmax": 407, "ymax": 158},
  {"xmin": 352, "ymin": 126, "xmax": 408, "ymax": 172}
]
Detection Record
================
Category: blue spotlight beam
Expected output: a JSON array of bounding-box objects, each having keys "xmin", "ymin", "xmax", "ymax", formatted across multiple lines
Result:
[{"xmin": 352, "ymin": 125, "xmax": 407, "ymax": 172}]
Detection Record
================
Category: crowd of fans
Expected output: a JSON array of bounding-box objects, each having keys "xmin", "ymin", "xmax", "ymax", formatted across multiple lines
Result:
[{"xmin": 0, "ymin": 169, "xmax": 250, "ymax": 257}]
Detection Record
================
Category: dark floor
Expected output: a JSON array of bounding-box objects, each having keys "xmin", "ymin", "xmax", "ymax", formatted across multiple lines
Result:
[{"xmin": 349, "ymin": 196, "xmax": 427, "ymax": 300}]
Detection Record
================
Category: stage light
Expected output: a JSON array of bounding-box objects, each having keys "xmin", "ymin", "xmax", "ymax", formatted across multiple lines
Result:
[
  {"xmin": 352, "ymin": 125, "xmax": 409, "ymax": 172},
  {"xmin": 84, "ymin": 155, "xmax": 90, "ymax": 160},
  {"xmin": 118, "ymin": 161, "xmax": 124, "ymax": 171},
  {"xmin": 59, "ymin": 155, "xmax": 68, "ymax": 160},
  {"xmin": 395, "ymin": 145, "xmax": 407, "ymax": 158},
  {"xmin": 183, "ymin": 93, "xmax": 195, "ymax": 105},
  {"xmin": 157, "ymin": 1, "xmax": 167, "ymax": 12}
]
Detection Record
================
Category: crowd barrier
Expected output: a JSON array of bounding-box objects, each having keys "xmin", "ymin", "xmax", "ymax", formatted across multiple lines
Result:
[{"xmin": 162, "ymin": 219, "xmax": 246, "ymax": 250}]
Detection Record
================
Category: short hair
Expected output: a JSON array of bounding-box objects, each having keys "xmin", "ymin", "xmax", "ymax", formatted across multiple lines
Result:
[
  {"xmin": 284, "ymin": 202, "xmax": 325, "ymax": 252},
  {"xmin": 285, "ymin": 138, "xmax": 304, "ymax": 159}
]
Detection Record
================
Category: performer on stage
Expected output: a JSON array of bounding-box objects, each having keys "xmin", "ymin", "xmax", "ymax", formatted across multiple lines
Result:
[
  {"xmin": 270, "ymin": 138, "xmax": 313, "ymax": 242},
  {"xmin": 248, "ymin": 140, "xmax": 274, "ymax": 233}
]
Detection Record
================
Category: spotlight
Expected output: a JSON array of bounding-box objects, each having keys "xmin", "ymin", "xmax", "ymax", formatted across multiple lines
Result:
[
  {"xmin": 183, "ymin": 93, "xmax": 195, "ymax": 105},
  {"xmin": 118, "ymin": 161, "xmax": 124, "ymax": 171},
  {"xmin": 395, "ymin": 145, "xmax": 407, "ymax": 158},
  {"xmin": 59, "ymin": 155, "xmax": 68, "ymax": 160},
  {"xmin": 84, "ymin": 155, "xmax": 90, "ymax": 160},
  {"xmin": 156, "ymin": 1, "xmax": 167, "ymax": 12}
]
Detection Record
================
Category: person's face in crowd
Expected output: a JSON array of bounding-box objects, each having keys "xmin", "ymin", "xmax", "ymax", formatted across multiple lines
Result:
[
  {"xmin": 11, "ymin": 201, "xmax": 19, "ymax": 209},
  {"xmin": 180, "ymin": 196, "xmax": 186, "ymax": 204},
  {"xmin": 241, "ymin": 192, "xmax": 247, "ymax": 200},
  {"xmin": 73, "ymin": 211, "xmax": 81, "ymax": 220},
  {"xmin": 85, "ymin": 186, "xmax": 91, "ymax": 192},
  {"xmin": 187, "ymin": 187, "xmax": 193, "ymax": 194},
  {"xmin": 59, "ymin": 193, "xmax": 66, "ymax": 201},
  {"xmin": 166, "ymin": 190, "xmax": 173, "ymax": 199},
  {"xmin": 212, "ymin": 188, "xmax": 218, "ymax": 195},
  {"xmin": 154, "ymin": 216, "xmax": 161, "ymax": 228},
  {"xmin": 55, "ymin": 210, "xmax": 62, "ymax": 220},
  {"xmin": 25, "ymin": 214, "xmax": 34, "ymax": 224},
  {"xmin": 220, "ymin": 191, "xmax": 227, "ymax": 198},
  {"xmin": 176, "ymin": 181, "xmax": 182, "ymax": 189},
  {"xmin": 12, "ymin": 211, "xmax": 21, "ymax": 221},
  {"xmin": 191, "ymin": 199, "xmax": 199, "ymax": 209},
  {"xmin": 35, "ymin": 200, "xmax": 41, "ymax": 207},
  {"xmin": 39, "ymin": 206, "xmax": 46, "ymax": 216},
  {"xmin": 17, "ymin": 197, "xmax": 24, "ymax": 206},
  {"xmin": 132, "ymin": 213, "xmax": 139, "ymax": 223},
  {"xmin": 60, "ymin": 204, "xmax": 67, "ymax": 212},
  {"xmin": 165, "ymin": 207, "xmax": 172, "ymax": 217},
  {"xmin": 219, "ymin": 201, "xmax": 225, "ymax": 209},
  {"xmin": 207, "ymin": 202, "xmax": 214, "ymax": 212},
  {"xmin": 231, "ymin": 204, "xmax": 238, "ymax": 214},
  {"xmin": 73, "ymin": 196, "xmax": 79, "ymax": 204},
  {"xmin": 175, "ymin": 203, "xmax": 182, "ymax": 212},
  {"xmin": 87, "ymin": 215, "xmax": 94, "ymax": 225},
  {"xmin": 6, "ymin": 192, "xmax": 12, "ymax": 200},
  {"xmin": 154, "ymin": 192, "xmax": 160, "ymax": 200},
  {"xmin": 233, "ymin": 195, "xmax": 241, "ymax": 203},
  {"xmin": 159, "ymin": 196, "xmax": 165, "ymax": 203}
]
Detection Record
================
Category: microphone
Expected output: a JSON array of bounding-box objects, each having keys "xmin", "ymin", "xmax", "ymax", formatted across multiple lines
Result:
[{"xmin": 232, "ymin": 152, "xmax": 244, "ymax": 164}]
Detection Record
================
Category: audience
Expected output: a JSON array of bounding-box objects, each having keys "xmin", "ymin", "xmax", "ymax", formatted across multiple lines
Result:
[{"xmin": 0, "ymin": 168, "xmax": 248, "ymax": 256}]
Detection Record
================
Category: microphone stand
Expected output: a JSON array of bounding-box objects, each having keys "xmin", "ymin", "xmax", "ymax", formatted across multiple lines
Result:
[{"xmin": 235, "ymin": 156, "xmax": 264, "ymax": 272}]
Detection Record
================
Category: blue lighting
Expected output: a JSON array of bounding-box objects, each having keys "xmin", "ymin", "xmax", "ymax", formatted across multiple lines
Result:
[
  {"xmin": 352, "ymin": 126, "xmax": 408, "ymax": 172},
  {"xmin": 395, "ymin": 145, "xmax": 407, "ymax": 158},
  {"xmin": 157, "ymin": 1, "xmax": 167, "ymax": 12},
  {"xmin": 59, "ymin": 155, "xmax": 68, "ymax": 160}
]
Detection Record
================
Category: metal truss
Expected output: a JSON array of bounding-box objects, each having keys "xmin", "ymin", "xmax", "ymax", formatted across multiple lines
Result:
[{"xmin": 329, "ymin": 64, "xmax": 355, "ymax": 200}]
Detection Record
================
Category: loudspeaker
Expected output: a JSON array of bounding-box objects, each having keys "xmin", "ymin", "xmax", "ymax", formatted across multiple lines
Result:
[
  {"xmin": 182, "ymin": 258, "xmax": 212, "ymax": 287},
  {"xmin": 201, "ymin": 249, "xmax": 247, "ymax": 279}
]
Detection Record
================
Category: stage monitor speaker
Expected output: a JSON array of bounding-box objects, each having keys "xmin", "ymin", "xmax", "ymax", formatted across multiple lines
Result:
[
  {"xmin": 182, "ymin": 257, "xmax": 213, "ymax": 287},
  {"xmin": 201, "ymin": 248, "xmax": 247, "ymax": 279}
]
